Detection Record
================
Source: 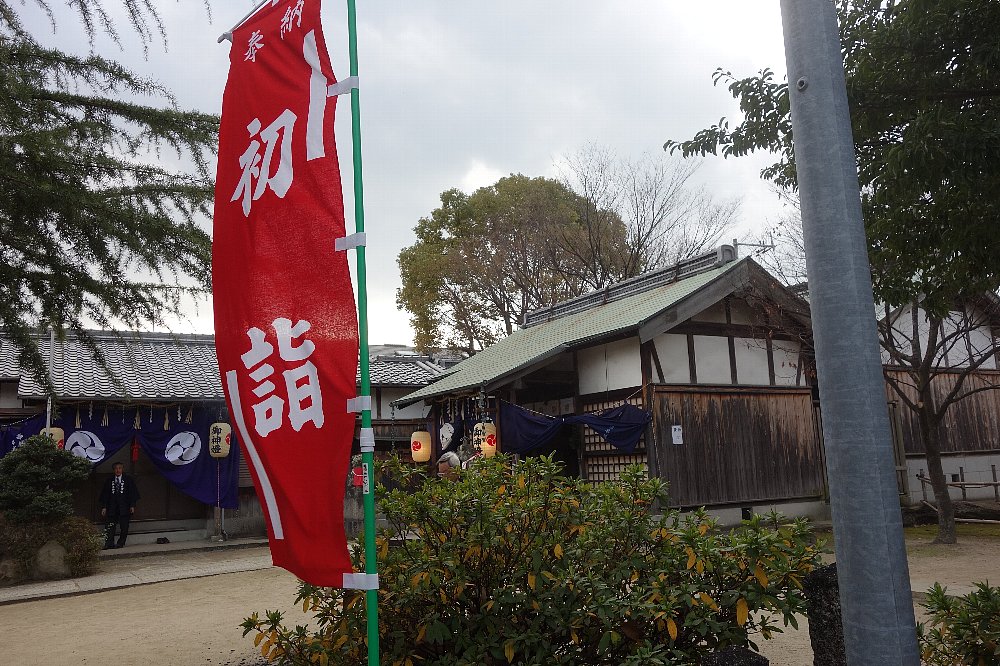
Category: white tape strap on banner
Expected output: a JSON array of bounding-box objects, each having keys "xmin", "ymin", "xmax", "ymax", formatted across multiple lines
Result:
[
  {"xmin": 342, "ymin": 572, "xmax": 379, "ymax": 590},
  {"xmin": 347, "ymin": 396, "xmax": 372, "ymax": 413},
  {"xmin": 327, "ymin": 76, "xmax": 359, "ymax": 97},
  {"xmin": 335, "ymin": 232, "xmax": 367, "ymax": 252},
  {"xmin": 359, "ymin": 427, "xmax": 375, "ymax": 453}
]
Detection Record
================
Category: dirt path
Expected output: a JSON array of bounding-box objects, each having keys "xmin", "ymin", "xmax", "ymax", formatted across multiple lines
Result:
[
  {"xmin": 758, "ymin": 533, "xmax": 1000, "ymax": 666},
  {"xmin": 2, "ymin": 532, "xmax": 998, "ymax": 665},
  {"xmin": 0, "ymin": 565, "xmax": 303, "ymax": 666}
]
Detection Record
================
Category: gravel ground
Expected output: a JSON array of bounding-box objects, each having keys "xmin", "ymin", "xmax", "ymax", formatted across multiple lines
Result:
[{"xmin": 2, "ymin": 529, "xmax": 998, "ymax": 665}]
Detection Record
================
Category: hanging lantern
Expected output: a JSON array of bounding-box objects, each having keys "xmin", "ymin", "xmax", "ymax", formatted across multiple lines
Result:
[
  {"xmin": 130, "ymin": 439, "xmax": 140, "ymax": 463},
  {"xmin": 410, "ymin": 430, "xmax": 432, "ymax": 463},
  {"xmin": 209, "ymin": 422, "xmax": 232, "ymax": 458},
  {"xmin": 473, "ymin": 422, "xmax": 498, "ymax": 458},
  {"xmin": 43, "ymin": 427, "xmax": 65, "ymax": 450}
]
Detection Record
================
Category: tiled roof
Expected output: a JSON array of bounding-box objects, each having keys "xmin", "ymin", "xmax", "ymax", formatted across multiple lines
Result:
[
  {"xmin": 9, "ymin": 332, "xmax": 224, "ymax": 401},
  {"xmin": 367, "ymin": 357, "xmax": 446, "ymax": 387},
  {"xmin": 395, "ymin": 258, "xmax": 747, "ymax": 407},
  {"xmin": 1, "ymin": 333, "xmax": 444, "ymax": 401}
]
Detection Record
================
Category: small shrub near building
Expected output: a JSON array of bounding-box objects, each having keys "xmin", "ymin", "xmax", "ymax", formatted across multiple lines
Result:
[
  {"xmin": 918, "ymin": 582, "xmax": 1000, "ymax": 665},
  {"xmin": 243, "ymin": 455, "xmax": 821, "ymax": 665},
  {"xmin": 0, "ymin": 436, "xmax": 102, "ymax": 582}
]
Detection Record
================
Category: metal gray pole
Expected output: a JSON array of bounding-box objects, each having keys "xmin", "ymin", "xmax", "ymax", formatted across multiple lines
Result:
[{"xmin": 779, "ymin": 2, "xmax": 919, "ymax": 664}]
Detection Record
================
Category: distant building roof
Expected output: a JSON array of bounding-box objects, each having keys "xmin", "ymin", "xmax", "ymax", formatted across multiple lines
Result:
[
  {"xmin": 367, "ymin": 355, "xmax": 447, "ymax": 387},
  {"xmin": 1, "ymin": 332, "xmax": 444, "ymax": 401},
  {"xmin": 788, "ymin": 282, "xmax": 809, "ymax": 301}
]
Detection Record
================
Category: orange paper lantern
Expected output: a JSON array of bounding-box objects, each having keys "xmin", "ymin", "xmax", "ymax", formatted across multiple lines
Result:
[{"xmin": 410, "ymin": 431, "xmax": 432, "ymax": 463}]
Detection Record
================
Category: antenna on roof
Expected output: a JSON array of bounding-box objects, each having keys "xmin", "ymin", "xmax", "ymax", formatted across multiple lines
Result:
[{"xmin": 731, "ymin": 239, "xmax": 775, "ymax": 260}]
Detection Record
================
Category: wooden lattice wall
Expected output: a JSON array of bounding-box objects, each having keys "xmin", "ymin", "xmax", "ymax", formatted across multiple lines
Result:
[{"xmin": 580, "ymin": 393, "xmax": 647, "ymax": 482}]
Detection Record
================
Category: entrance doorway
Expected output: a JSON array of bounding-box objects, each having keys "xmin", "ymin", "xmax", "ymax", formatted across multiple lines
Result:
[{"xmin": 73, "ymin": 443, "xmax": 206, "ymax": 523}]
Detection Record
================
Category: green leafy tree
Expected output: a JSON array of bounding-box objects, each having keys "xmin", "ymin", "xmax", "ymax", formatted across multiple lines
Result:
[
  {"xmin": 242, "ymin": 455, "xmax": 821, "ymax": 665},
  {"xmin": 0, "ymin": 435, "xmax": 102, "ymax": 579},
  {"xmin": 665, "ymin": 0, "xmax": 1000, "ymax": 544},
  {"xmin": 398, "ymin": 153, "xmax": 736, "ymax": 352},
  {"xmin": 664, "ymin": 0, "xmax": 1000, "ymax": 313},
  {"xmin": 397, "ymin": 175, "xmax": 608, "ymax": 352},
  {"xmin": 0, "ymin": 0, "xmax": 218, "ymax": 385},
  {"xmin": 0, "ymin": 434, "xmax": 92, "ymax": 524}
]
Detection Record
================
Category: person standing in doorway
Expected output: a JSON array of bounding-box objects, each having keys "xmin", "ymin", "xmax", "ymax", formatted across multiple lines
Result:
[{"xmin": 100, "ymin": 462, "xmax": 140, "ymax": 549}]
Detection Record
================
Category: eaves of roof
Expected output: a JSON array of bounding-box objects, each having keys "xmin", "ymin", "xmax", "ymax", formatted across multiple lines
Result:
[{"xmin": 394, "ymin": 259, "xmax": 749, "ymax": 407}]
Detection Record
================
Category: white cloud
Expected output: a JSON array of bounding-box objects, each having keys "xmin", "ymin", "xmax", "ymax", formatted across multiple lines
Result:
[
  {"xmin": 27, "ymin": 1, "xmax": 793, "ymax": 346},
  {"xmin": 460, "ymin": 160, "xmax": 506, "ymax": 193}
]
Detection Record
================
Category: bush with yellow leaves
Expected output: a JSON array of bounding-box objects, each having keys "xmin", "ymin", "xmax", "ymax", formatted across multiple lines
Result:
[{"xmin": 242, "ymin": 454, "xmax": 820, "ymax": 665}]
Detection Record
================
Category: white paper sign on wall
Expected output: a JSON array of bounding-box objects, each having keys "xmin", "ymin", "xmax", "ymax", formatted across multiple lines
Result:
[{"xmin": 671, "ymin": 425, "xmax": 683, "ymax": 445}]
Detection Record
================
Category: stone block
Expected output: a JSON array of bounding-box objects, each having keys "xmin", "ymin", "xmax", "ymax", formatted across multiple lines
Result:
[
  {"xmin": 804, "ymin": 563, "xmax": 846, "ymax": 666},
  {"xmin": 0, "ymin": 558, "xmax": 22, "ymax": 585},
  {"xmin": 31, "ymin": 539, "xmax": 71, "ymax": 580}
]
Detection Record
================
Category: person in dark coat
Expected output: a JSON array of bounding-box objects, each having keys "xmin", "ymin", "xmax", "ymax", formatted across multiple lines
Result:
[{"xmin": 99, "ymin": 462, "xmax": 140, "ymax": 549}]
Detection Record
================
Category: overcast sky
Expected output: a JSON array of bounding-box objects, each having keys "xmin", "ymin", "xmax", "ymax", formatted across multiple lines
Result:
[{"xmin": 30, "ymin": 1, "xmax": 790, "ymax": 345}]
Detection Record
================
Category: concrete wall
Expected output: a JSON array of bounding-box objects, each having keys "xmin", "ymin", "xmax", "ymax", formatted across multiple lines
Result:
[
  {"xmin": 692, "ymin": 335, "xmax": 731, "ymax": 384},
  {"xmin": 773, "ymin": 341, "xmax": 803, "ymax": 386},
  {"xmin": 651, "ymin": 334, "xmax": 690, "ymax": 383},
  {"xmin": 579, "ymin": 329, "xmax": 803, "ymax": 394},
  {"xmin": 903, "ymin": 452, "xmax": 1000, "ymax": 505},
  {"xmin": 703, "ymin": 499, "xmax": 831, "ymax": 527}
]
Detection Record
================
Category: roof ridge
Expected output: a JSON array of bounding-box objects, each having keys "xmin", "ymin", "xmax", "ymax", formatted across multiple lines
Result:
[
  {"xmin": 523, "ymin": 245, "xmax": 736, "ymax": 327},
  {"xmin": 18, "ymin": 329, "xmax": 219, "ymax": 344}
]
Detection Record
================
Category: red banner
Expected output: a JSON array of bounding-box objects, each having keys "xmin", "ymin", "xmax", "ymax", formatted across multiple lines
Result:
[{"xmin": 212, "ymin": 0, "xmax": 358, "ymax": 586}]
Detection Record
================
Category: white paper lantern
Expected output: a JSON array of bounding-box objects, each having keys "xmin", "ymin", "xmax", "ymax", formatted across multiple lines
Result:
[{"xmin": 209, "ymin": 422, "xmax": 232, "ymax": 458}]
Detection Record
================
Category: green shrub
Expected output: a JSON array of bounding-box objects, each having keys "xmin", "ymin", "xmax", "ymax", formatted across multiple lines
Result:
[
  {"xmin": 0, "ymin": 434, "xmax": 92, "ymax": 524},
  {"xmin": 918, "ymin": 582, "xmax": 1000, "ymax": 665},
  {"xmin": 242, "ymin": 455, "xmax": 821, "ymax": 665},
  {"xmin": 0, "ymin": 514, "xmax": 103, "ymax": 579},
  {"xmin": 57, "ymin": 515, "xmax": 104, "ymax": 576}
]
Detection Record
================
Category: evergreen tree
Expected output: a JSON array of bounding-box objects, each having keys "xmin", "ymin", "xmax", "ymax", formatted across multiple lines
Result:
[
  {"xmin": 0, "ymin": 1, "xmax": 219, "ymax": 385},
  {"xmin": 0, "ymin": 435, "xmax": 92, "ymax": 524}
]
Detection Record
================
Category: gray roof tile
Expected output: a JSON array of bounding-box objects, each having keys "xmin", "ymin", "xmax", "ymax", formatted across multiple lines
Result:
[{"xmin": 4, "ymin": 333, "xmax": 444, "ymax": 401}]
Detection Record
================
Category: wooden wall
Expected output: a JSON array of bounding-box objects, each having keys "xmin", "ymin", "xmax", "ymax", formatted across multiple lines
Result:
[
  {"xmin": 884, "ymin": 369, "xmax": 1000, "ymax": 455},
  {"xmin": 650, "ymin": 385, "xmax": 825, "ymax": 507}
]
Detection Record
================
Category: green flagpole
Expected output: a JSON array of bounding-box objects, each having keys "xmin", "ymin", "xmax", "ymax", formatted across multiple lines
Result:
[{"xmin": 344, "ymin": 0, "xmax": 379, "ymax": 663}]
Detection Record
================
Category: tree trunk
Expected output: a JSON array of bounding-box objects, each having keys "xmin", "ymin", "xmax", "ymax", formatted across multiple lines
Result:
[{"xmin": 917, "ymin": 407, "xmax": 957, "ymax": 544}]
